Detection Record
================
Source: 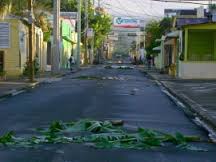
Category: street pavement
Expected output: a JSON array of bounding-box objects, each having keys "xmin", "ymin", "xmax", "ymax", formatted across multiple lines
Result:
[
  {"xmin": 0, "ymin": 66, "xmax": 216, "ymax": 162},
  {"xmin": 145, "ymin": 70, "xmax": 216, "ymax": 135}
]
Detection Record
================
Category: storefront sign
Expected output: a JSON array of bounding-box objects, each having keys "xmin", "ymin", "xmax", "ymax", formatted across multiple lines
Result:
[{"xmin": 113, "ymin": 17, "xmax": 140, "ymax": 28}]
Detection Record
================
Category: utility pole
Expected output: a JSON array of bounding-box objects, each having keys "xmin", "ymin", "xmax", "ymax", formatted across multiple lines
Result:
[
  {"xmin": 98, "ymin": 0, "xmax": 100, "ymax": 8},
  {"xmin": 52, "ymin": 0, "xmax": 60, "ymax": 73},
  {"xmin": 28, "ymin": 0, "xmax": 34, "ymax": 82},
  {"xmin": 97, "ymin": 0, "xmax": 101, "ymax": 64},
  {"xmin": 84, "ymin": 0, "xmax": 89, "ymax": 64},
  {"xmin": 76, "ymin": 0, "xmax": 81, "ymax": 68}
]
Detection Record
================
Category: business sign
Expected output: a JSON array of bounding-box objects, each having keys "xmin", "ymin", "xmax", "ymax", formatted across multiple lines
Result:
[
  {"xmin": 87, "ymin": 28, "xmax": 94, "ymax": 38},
  {"xmin": 60, "ymin": 12, "xmax": 78, "ymax": 20},
  {"xmin": 113, "ymin": 17, "xmax": 140, "ymax": 28}
]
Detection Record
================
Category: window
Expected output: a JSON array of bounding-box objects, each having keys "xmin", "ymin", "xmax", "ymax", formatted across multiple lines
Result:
[
  {"xmin": 0, "ymin": 23, "xmax": 10, "ymax": 48},
  {"xmin": 188, "ymin": 30, "xmax": 216, "ymax": 61}
]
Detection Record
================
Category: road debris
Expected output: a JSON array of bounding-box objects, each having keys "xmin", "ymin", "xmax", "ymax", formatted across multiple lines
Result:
[{"xmin": 0, "ymin": 119, "xmax": 208, "ymax": 152}]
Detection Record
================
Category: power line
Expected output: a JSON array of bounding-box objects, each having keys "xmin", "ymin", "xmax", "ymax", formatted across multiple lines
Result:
[
  {"xmin": 104, "ymin": 2, "xmax": 163, "ymax": 18},
  {"xmin": 105, "ymin": 6, "xmax": 148, "ymax": 20},
  {"xmin": 133, "ymin": 0, "xmax": 162, "ymax": 19},
  {"xmin": 137, "ymin": 0, "xmax": 162, "ymax": 16},
  {"xmin": 152, "ymin": 0, "xmax": 209, "ymax": 5}
]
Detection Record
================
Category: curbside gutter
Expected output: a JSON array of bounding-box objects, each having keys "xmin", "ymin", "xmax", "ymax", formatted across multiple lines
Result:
[
  {"xmin": 140, "ymin": 70, "xmax": 216, "ymax": 138},
  {"xmin": 0, "ymin": 82, "xmax": 40, "ymax": 100},
  {"xmin": 160, "ymin": 81, "xmax": 216, "ymax": 132}
]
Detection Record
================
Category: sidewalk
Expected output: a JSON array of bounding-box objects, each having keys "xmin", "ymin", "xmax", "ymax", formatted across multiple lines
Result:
[
  {"xmin": 141, "ymin": 68, "xmax": 216, "ymax": 133},
  {"xmin": 0, "ymin": 68, "xmax": 80, "ymax": 99}
]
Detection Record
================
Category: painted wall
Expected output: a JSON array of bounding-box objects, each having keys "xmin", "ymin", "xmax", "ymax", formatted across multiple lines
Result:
[
  {"xmin": 178, "ymin": 23, "xmax": 216, "ymax": 79},
  {"xmin": 0, "ymin": 18, "xmax": 46, "ymax": 77},
  {"xmin": 184, "ymin": 23, "xmax": 216, "ymax": 62},
  {"xmin": 154, "ymin": 54, "xmax": 161, "ymax": 69},
  {"xmin": 178, "ymin": 61, "xmax": 216, "ymax": 79},
  {"xmin": 60, "ymin": 19, "xmax": 74, "ymax": 69},
  {"xmin": 0, "ymin": 19, "xmax": 28, "ymax": 77}
]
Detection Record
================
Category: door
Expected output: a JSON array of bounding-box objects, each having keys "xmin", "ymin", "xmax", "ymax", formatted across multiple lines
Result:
[{"xmin": 0, "ymin": 51, "xmax": 4, "ymax": 71}]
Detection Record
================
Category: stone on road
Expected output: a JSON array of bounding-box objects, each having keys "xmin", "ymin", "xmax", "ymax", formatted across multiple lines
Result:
[{"xmin": 0, "ymin": 66, "xmax": 215, "ymax": 162}]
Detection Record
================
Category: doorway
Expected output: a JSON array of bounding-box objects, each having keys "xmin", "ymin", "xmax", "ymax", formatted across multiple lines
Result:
[{"xmin": 0, "ymin": 51, "xmax": 4, "ymax": 71}]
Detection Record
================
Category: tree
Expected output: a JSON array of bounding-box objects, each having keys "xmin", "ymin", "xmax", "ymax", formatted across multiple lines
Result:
[
  {"xmin": 145, "ymin": 17, "xmax": 172, "ymax": 55},
  {"xmin": 90, "ymin": 12, "xmax": 112, "ymax": 48},
  {"xmin": 0, "ymin": 0, "xmax": 12, "ymax": 18},
  {"xmin": 1, "ymin": 0, "xmax": 112, "ymax": 49},
  {"xmin": 60, "ymin": 0, "xmax": 112, "ymax": 49},
  {"xmin": 0, "ymin": 0, "xmax": 53, "ymax": 40},
  {"xmin": 209, "ymin": 4, "xmax": 216, "ymax": 11}
]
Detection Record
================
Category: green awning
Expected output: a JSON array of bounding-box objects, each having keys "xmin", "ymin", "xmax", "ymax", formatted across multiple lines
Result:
[{"xmin": 62, "ymin": 36, "xmax": 76, "ymax": 44}]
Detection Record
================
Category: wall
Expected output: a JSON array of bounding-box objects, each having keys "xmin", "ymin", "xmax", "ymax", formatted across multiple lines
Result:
[
  {"xmin": 178, "ymin": 61, "xmax": 216, "ymax": 79},
  {"xmin": 0, "ymin": 19, "xmax": 28, "ymax": 77},
  {"xmin": 34, "ymin": 26, "xmax": 46, "ymax": 71},
  {"xmin": 179, "ymin": 23, "xmax": 216, "ymax": 79},
  {"xmin": 61, "ymin": 19, "xmax": 74, "ymax": 69},
  {"xmin": 19, "ymin": 22, "xmax": 28, "ymax": 72}
]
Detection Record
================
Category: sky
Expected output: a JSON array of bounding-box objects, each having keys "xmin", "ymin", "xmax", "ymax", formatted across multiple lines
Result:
[{"xmin": 100, "ymin": 0, "xmax": 210, "ymax": 20}]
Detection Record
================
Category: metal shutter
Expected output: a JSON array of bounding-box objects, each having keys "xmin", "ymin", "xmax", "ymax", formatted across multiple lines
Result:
[
  {"xmin": 0, "ymin": 23, "xmax": 10, "ymax": 48},
  {"xmin": 188, "ymin": 30, "xmax": 214, "ymax": 61}
]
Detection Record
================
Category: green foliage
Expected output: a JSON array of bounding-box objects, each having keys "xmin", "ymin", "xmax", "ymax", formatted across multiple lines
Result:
[
  {"xmin": 10, "ymin": 0, "xmax": 52, "ymax": 15},
  {"xmin": 209, "ymin": 4, "xmax": 216, "ymax": 10},
  {"xmin": 0, "ymin": 0, "xmax": 52, "ymax": 33},
  {"xmin": 90, "ymin": 13, "xmax": 112, "ymax": 49},
  {"xmin": 145, "ymin": 18, "xmax": 172, "ymax": 55},
  {"xmin": 74, "ymin": 75, "xmax": 103, "ymax": 80},
  {"xmin": 23, "ymin": 58, "xmax": 40, "ymax": 76},
  {"xmin": 2, "ymin": 0, "xmax": 112, "ymax": 50},
  {"xmin": 0, "ymin": 119, "xmax": 208, "ymax": 152},
  {"xmin": 0, "ymin": 67, "xmax": 6, "ymax": 77},
  {"xmin": 0, "ymin": 0, "xmax": 11, "ymax": 18},
  {"xmin": 0, "ymin": 131, "xmax": 15, "ymax": 145},
  {"xmin": 43, "ymin": 31, "xmax": 51, "ymax": 42},
  {"xmin": 60, "ymin": 0, "xmax": 112, "ymax": 49}
]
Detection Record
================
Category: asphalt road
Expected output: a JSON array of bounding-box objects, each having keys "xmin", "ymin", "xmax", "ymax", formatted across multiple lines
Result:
[{"xmin": 0, "ymin": 66, "xmax": 216, "ymax": 162}]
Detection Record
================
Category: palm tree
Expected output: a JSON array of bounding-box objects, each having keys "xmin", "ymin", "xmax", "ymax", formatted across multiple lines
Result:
[
  {"xmin": 0, "ymin": 0, "xmax": 12, "ymax": 19},
  {"xmin": 0, "ymin": 0, "xmax": 52, "ymax": 34}
]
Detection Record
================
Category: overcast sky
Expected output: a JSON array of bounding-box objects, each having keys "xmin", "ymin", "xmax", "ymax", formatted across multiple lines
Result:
[{"xmin": 100, "ymin": 0, "xmax": 209, "ymax": 20}]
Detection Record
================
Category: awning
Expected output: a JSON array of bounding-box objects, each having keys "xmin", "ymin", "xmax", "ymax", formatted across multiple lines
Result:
[
  {"xmin": 155, "ymin": 35, "xmax": 166, "ymax": 42},
  {"xmin": 166, "ymin": 31, "xmax": 179, "ymax": 38},
  {"xmin": 153, "ymin": 46, "xmax": 161, "ymax": 51},
  {"xmin": 62, "ymin": 36, "xmax": 77, "ymax": 44}
]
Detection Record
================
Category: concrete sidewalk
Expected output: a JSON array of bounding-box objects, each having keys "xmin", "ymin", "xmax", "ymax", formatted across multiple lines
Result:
[
  {"xmin": 0, "ymin": 66, "xmax": 92, "ymax": 99},
  {"xmin": 142, "ymin": 69, "xmax": 216, "ymax": 134},
  {"xmin": 0, "ymin": 70, "xmax": 69, "ymax": 99},
  {"xmin": 0, "ymin": 81, "xmax": 38, "ymax": 99}
]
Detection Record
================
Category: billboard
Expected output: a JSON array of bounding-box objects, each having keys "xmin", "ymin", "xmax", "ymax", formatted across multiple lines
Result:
[{"xmin": 113, "ymin": 17, "xmax": 140, "ymax": 28}]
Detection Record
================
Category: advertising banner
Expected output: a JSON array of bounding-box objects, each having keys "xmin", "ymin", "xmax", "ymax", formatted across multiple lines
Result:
[{"xmin": 113, "ymin": 17, "xmax": 140, "ymax": 28}]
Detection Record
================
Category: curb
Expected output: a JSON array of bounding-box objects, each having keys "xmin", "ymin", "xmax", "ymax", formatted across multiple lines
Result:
[
  {"xmin": 0, "ymin": 67, "xmax": 85, "ymax": 100},
  {"xmin": 161, "ymin": 81, "xmax": 216, "ymax": 132},
  {"xmin": 144, "ymin": 71, "xmax": 216, "ymax": 133},
  {"xmin": 0, "ymin": 82, "xmax": 40, "ymax": 100}
]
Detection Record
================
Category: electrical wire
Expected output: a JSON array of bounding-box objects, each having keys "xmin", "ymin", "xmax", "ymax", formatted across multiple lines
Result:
[
  {"xmin": 151, "ymin": 0, "xmax": 209, "ymax": 5},
  {"xmin": 103, "ymin": 2, "xmax": 163, "ymax": 18}
]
